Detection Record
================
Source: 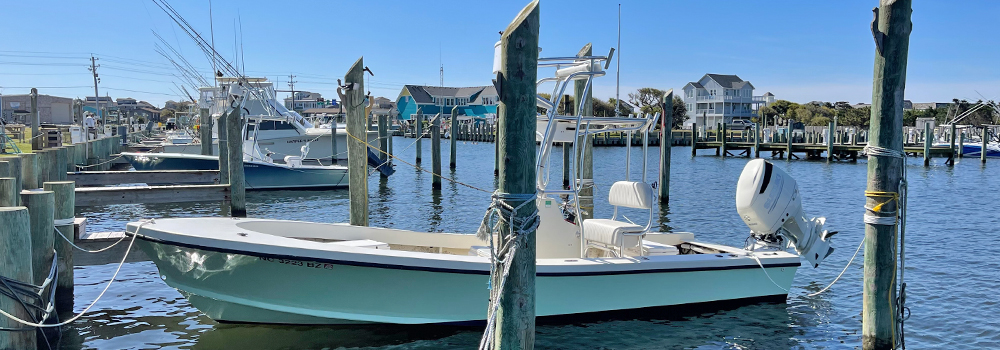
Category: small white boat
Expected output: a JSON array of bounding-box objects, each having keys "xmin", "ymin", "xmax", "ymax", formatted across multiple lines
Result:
[{"xmin": 128, "ymin": 51, "xmax": 835, "ymax": 325}]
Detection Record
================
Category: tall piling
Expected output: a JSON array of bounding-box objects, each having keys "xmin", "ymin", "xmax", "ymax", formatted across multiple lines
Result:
[
  {"xmin": 44, "ymin": 181, "xmax": 75, "ymax": 313},
  {"xmin": 982, "ymin": 126, "xmax": 988, "ymax": 164},
  {"xmin": 827, "ymin": 121, "xmax": 836, "ymax": 161},
  {"xmin": 432, "ymin": 114, "xmax": 442, "ymax": 189},
  {"xmin": 923, "ymin": 122, "xmax": 931, "ymax": 166},
  {"xmin": 64, "ymin": 144, "xmax": 75, "ymax": 173},
  {"xmin": 200, "ymin": 108, "xmax": 212, "ymax": 156},
  {"xmin": 753, "ymin": 122, "xmax": 761, "ymax": 158},
  {"xmin": 54, "ymin": 147, "xmax": 68, "ymax": 181},
  {"xmin": 488, "ymin": 2, "xmax": 539, "ymax": 348},
  {"xmin": 37, "ymin": 149, "xmax": 53, "ymax": 187},
  {"xmin": 217, "ymin": 108, "xmax": 230, "ymax": 186},
  {"xmin": 415, "ymin": 108, "xmax": 423, "ymax": 164},
  {"xmin": 576, "ymin": 44, "xmax": 595, "ymax": 216},
  {"xmin": 785, "ymin": 120, "xmax": 794, "ymax": 160},
  {"xmin": 863, "ymin": 1, "xmax": 912, "ymax": 349},
  {"xmin": 948, "ymin": 124, "xmax": 956, "ymax": 165},
  {"xmin": 330, "ymin": 115, "xmax": 339, "ymax": 165},
  {"xmin": 0, "ymin": 207, "xmax": 36, "ymax": 350},
  {"xmin": 379, "ymin": 114, "xmax": 389, "ymax": 174},
  {"xmin": 5, "ymin": 156, "xmax": 22, "ymax": 204},
  {"xmin": 450, "ymin": 106, "xmax": 459, "ymax": 169},
  {"xmin": 345, "ymin": 58, "xmax": 369, "ymax": 227},
  {"xmin": 31, "ymin": 88, "xmax": 41, "ymax": 151},
  {"xmin": 720, "ymin": 122, "xmax": 727, "ymax": 157},
  {"xmin": 690, "ymin": 123, "xmax": 698, "ymax": 157},
  {"xmin": 225, "ymin": 107, "xmax": 246, "ymax": 217},
  {"xmin": 658, "ymin": 89, "xmax": 672, "ymax": 203}
]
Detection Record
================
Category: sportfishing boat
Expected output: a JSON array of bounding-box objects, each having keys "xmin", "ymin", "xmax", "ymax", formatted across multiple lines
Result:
[
  {"xmin": 121, "ymin": 84, "xmax": 363, "ymax": 190},
  {"xmin": 148, "ymin": 78, "xmax": 377, "ymax": 162},
  {"xmin": 127, "ymin": 51, "xmax": 834, "ymax": 325}
]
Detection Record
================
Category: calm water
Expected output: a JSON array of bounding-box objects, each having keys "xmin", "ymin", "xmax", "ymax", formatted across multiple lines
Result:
[{"xmin": 59, "ymin": 136, "xmax": 998, "ymax": 349}]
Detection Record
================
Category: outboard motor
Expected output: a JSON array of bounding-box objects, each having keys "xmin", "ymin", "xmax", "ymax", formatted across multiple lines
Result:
[{"xmin": 736, "ymin": 159, "xmax": 835, "ymax": 268}]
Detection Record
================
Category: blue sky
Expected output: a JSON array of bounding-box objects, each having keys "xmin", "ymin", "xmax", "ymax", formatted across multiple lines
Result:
[{"xmin": 1, "ymin": 0, "xmax": 997, "ymax": 108}]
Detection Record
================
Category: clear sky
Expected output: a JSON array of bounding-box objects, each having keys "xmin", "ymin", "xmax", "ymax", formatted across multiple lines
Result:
[{"xmin": 1, "ymin": 0, "xmax": 997, "ymax": 108}]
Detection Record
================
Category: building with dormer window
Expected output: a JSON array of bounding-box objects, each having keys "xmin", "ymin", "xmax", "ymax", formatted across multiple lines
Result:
[{"xmin": 395, "ymin": 85, "xmax": 498, "ymax": 122}]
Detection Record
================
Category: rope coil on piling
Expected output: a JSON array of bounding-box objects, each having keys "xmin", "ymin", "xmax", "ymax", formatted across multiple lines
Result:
[{"xmin": 475, "ymin": 191, "xmax": 540, "ymax": 350}]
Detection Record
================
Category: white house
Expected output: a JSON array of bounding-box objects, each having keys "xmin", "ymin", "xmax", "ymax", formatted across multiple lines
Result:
[{"xmin": 682, "ymin": 74, "xmax": 768, "ymax": 129}]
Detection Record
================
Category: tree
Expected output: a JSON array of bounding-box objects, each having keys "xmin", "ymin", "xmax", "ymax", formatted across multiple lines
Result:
[
  {"xmin": 670, "ymin": 95, "xmax": 688, "ymax": 130},
  {"xmin": 627, "ymin": 87, "xmax": 666, "ymax": 115},
  {"xmin": 593, "ymin": 98, "xmax": 615, "ymax": 117},
  {"xmin": 160, "ymin": 108, "xmax": 176, "ymax": 120},
  {"xmin": 757, "ymin": 105, "xmax": 778, "ymax": 126}
]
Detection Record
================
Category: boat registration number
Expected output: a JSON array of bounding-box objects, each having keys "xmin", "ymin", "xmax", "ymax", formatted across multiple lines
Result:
[{"xmin": 259, "ymin": 257, "xmax": 336, "ymax": 270}]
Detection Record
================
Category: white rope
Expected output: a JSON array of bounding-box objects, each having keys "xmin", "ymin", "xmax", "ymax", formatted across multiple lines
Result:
[
  {"xmin": 749, "ymin": 253, "xmax": 790, "ymax": 293},
  {"xmin": 0, "ymin": 219, "xmax": 150, "ymax": 328},
  {"xmin": 476, "ymin": 192, "xmax": 540, "ymax": 350},
  {"xmin": 807, "ymin": 239, "xmax": 864, "ymax": 297},
  {"xmin": 54, "ymin": 226, "xmax": 127, "ymax": 253},
  {"xmin": 76, "ymin": 153, "xmax": 125, "ymax": 169}
]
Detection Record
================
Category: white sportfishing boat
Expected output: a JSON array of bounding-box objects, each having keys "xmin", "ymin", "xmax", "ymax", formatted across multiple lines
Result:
[
  {"xmin": 127, "ymin": 50, "xmax": 835, "ymax": 325},
  {"xmin": 159, "ymin": 78, "xmax": 376, "ymax": 162}
]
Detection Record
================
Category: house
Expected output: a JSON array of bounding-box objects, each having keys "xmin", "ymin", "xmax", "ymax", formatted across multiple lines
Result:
[
  {"xmin": 911, "ymin": 102, "xmax": 950, "ymax": 111},
  {"xmin": 0, "ymin": 93, "xmax": 74, "ymax": 124},
  {"xmin": 84, "ymin": 96, "xmax": 117, "ymax": 117},
  {"xmin": 284, "ymin": 91, "xmax": 334, "ymax": 111},
  {"xmin": 395, "ymin": 85, "xmax": 498, "ymax": 121},
  {"xmin": 117, "ymin": 97, "xmax": 162, "ymax": 121},
  {"xmin": 682, "ymin": 74, "xmax": 767, "ymax": 128}
]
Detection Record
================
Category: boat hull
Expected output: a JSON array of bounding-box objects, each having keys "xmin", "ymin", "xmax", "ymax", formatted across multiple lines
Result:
[
  {"xmin": 135, "ymin": 234, "xmax": 797, "ymax": 325},
  {"xmin": 123, "ymin": 153, "xmax": 347, "ymax": 190}
]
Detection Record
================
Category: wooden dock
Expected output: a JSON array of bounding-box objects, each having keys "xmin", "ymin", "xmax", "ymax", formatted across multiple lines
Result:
[{"xmin": 75, "ymin": 184, "xmax": 230, "ymax": 206}]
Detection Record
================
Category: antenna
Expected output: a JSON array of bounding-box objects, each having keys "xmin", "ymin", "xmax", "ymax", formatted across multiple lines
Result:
[
  {"xmin": 209, "ymin": 0, "xmax": 217, "ymax": 87},
  {"xmin": 615, "ymin": 3, "xmax": 621, "ymax": 117},
  {"xmin": 439, "ymin": 44, "xmax": 444, "ymax": 87},
  {"xmin": 288, "ymin": 74, "xmax": 297, "ymax": 110}
]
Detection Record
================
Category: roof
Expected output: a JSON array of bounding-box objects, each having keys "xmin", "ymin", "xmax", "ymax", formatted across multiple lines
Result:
[
  {"xmin": 402, "ymin": 85, "xmax": 489, "ymax": 104},
  {"xmin": 763, "ymin": 92, "xmax": 774, "ymax": 96},
  {"xmin": 705, "ymin": 74, "xmax": 753, "ymax": 89},
  {"xmin": 683, "ymin": 82, "xmax": 704, "ymax": 89},
  {"xmin": 470, "ymin": 85, "xmax": 498, "ymax": 104}
]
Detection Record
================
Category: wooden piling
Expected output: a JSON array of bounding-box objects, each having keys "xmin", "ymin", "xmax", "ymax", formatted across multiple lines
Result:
[
  {"xmin": 330, "ymin": 115, "xmax": 339, "ymax": 165},
  {"xmin": 4, "ymin": 157, "xmax": 22, "ymax": 204},
  {"xmin": 22, "ymin": 190, "xmax": 55, "ymax": 288},
  {"xmin": 982, "ymin": 126, "xmax": 988, "ymax": 164},
  {"xmin": 20, "ymin": 152, "xmax": 38, "ymax": 190},
  {"xmin": 691, "ymin": 123, "xmax": 698, "ymax": 157},
  {"xmin": 432, "ymin": 114, "xmax": 442, "ymax": 189},
  {"xmin": 785, "ymin": 121, "xmax": 793, "ymax": 160},
  {"xmin": 575, "ymin": 43, "xmax": 594, "ymax": 215},
  {"xmin": 31, "ymin": 88, "xmax": 41, "ymax": 150},
  {"xmin": 0, "ymin": 207, "xmax": 36, "ymax": 350},
  {"xmin": 720, "ymin": 122, "xmax": 727, "ymax": 157},
  {"xmin": 948, "ymin": 124, "xmax": 956, "ymax": 165},
  {"xmin": 827, "ymin": 121, "xmax": 836, "ymax": 161},
  {"xmin": 55, "ymin": 147, "xmax": 68, "ymax": 181},
  {"xmin": 863, "ymin": 1, "xmax": 911, "ymax": 349},
  {"xmin": 225, "ymin": 107, "xmax": 246, "ymax": 217},
  {"xmin": 200, "ymin": 108, "xmax": 212, "ymax": 156},
  {"xmin": 415, "ymin": 109, "xmax": 423, "ymax": 164},
  {"xmin": 753, "ymin": 122, "xmax": 761, "ymax": 158},
  {"xmin": 562, "ymin": 143, "xmax": 571, "ymax": 188},
  {"xmin": 658, "ymin": 89, "xmax": 672, "ymax": 203},
  {"xmin": 37, "ymin": 149, "xmax": 53, "ymax": 187},
  {"xmin": 490, "ymin": 2, "xmax": 538, "ymax": 348},
  {"xmin": 217, "ymin": 109, "xmax": 230, "ymax": 185},
  {"xmin": 379, "ymin": 114, "xmax": 389, "ymax": 173},
  {"xmin": 450, "ymin": 106, "xmax": 459, "ymax": 169},
  {"xmin": 44, "ymin": 181, "xmax": 75, "ymax": 313},
  {"xmin": 923, "ymin": 122, "xmax": 931, "ymax": 166},
  {"xmin": 0, "ymin": 177, "xmax": 15, "ymax": 207},
  {"xmin": 958, "ymin": 131, "xmax": 964, "ymax": 158},
  {"xmin": 64, "ymin": 144, "xmax": 76, "ymax": 173},
  {"xmin": 345, "ymin": 57, "xmax": 369, "ymax": 227}
]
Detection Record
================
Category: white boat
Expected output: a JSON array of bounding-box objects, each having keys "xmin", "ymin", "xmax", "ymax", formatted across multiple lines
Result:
[
  {"xmin": 127, "ymin": 51, "xmax": 835, "ymax": 325},
  {"xmin": 158, "ymin": 78, "xmax": 376, "ymax": 162}
]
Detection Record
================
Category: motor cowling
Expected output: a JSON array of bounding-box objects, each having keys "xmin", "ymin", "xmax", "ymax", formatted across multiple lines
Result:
[{"xmin": 735, "ymin": 159, "xmax": 834, "ymax": 268}]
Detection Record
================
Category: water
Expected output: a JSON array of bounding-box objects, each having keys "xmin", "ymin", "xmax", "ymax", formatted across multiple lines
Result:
[{"xmin": 59, "ymin": 137, "xmax": 998, "ymax": 349}]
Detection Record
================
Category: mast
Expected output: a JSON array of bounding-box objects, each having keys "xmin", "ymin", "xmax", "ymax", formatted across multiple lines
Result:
[{"xmin": 614, "ymin": 3, "xmax": 621, "ymax": 117}]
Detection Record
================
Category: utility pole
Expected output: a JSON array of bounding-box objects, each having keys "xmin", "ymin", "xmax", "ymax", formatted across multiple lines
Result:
[
  {"xmin": 863, "ymin": 1, "xmax": 912, "ymax": 350},
  {"xmin": 485, "ymin": 1, "xmax": 539, "ymax": 349},
  {"xmin": 90, "ymin": 55, "xmax": 102, "ymax": 126}
]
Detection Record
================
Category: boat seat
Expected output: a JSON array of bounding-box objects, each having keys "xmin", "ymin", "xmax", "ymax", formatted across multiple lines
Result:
[
  {"xmin": 284, "ymin": 156, "xmax": 303, "ymax": 167},
  {"xmin": 582, "ymin": 219, "xmax": 643, "ymax": 247},
  {"xmin": 581, "ymin": 181, "xmax": 654, "ymax": 257}
]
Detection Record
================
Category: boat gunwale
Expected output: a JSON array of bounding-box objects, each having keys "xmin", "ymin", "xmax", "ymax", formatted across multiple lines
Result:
[{"xmin": 129, "ymin": 218, "xmax": 802, "ymax": 277}]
